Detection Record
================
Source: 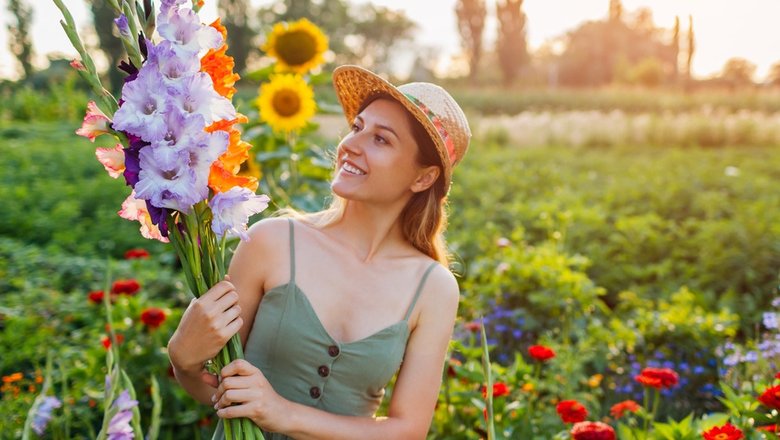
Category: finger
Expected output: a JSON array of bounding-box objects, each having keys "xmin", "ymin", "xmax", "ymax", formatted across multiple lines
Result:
[
  {"xmin": 202, "ymin": 280, "xmax": 236, "ymax": 302},
  {"xmin": 217, "ymin": 304, "xmax": 242, "ymax": 328},
  {"xmin": 215, "ymin": 374, "xmax": 255, "ymax": 401},
  {"xmin": 200, "ymin": 371, "xmax": 219, "ymax": 388},
  {"xmin": 215, "ymin": 388, "xmax": 254, "ymax": 410},
  {"xmin": 221, "ymin": 359, "xmax": 256, "ymax": 378},
  {"xmin": 216, "ymin": 403, "xmax": 251, "ymax": 419},
  {"xmin": 213, "ymin": 289, "xmax": 239, "ymax": 312}
]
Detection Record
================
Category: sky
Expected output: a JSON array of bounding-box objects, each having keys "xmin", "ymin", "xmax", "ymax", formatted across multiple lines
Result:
[{"xmin": 2, "ymin": 0, "xmax": 779, "ymax": 81}]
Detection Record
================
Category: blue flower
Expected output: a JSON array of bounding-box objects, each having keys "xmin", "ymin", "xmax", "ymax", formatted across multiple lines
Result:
[
  {"xmin": 32, "ymin": 396, "xmax": 61, "ymax": 435},
  {"xmin": 209, "ymin": 187, "xmax": 270, "ymax": 240}
]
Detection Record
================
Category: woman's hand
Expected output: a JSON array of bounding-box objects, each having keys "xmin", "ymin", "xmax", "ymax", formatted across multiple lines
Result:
[
  {"xmin": 213, "ymin": 359, "xmax": 290, "ymax": 432},
  {"xmin": 168, "ymin": 277, "xmax": 244, "ymax": 374}
]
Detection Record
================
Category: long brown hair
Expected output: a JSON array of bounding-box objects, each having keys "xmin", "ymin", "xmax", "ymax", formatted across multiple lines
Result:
[{"xmin": 281, "ymin": 92, "xmax": 450, "ymax": 265}]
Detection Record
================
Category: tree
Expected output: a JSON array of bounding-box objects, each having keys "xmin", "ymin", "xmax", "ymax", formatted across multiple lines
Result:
[
  {"xmin": 671, "ymin": 16, "xmax": 680, "ymax": 82},
  {"xmin": 686, "ymin": 15, "xmax": 695, "ymax": 82},
  {"xmin": 767, "ymin": 61, "xmax": 780, "ymax": 87},
  {"xmin": 455, "ymin": 0, "xmax": 487, "ymax": 83},
  {"xmin": 87, "ymin": 0, "xmax": 125, "ymax": 94},
  {"xmin": 495, "ymin": 0, "xmax": 528, "ymax": 86},
  {"xmin": 6, "ymin": 0, "xmax": 34, "ymax": 80},
  {"xmin": 721, "ymin": 58, "xmax": 756, "ymax": 88},
  {"xmin": 218, "ymin": 0, "xmax": 257, "ymax": 74},
  {"xmin": 609, "ymin": 0, "xmax": 623, "ymax": 22}
]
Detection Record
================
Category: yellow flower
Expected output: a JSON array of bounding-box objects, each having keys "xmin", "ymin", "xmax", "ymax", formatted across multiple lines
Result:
[
  {"xmin": 256, "ymin": 74, "xmax": 316, "ymax": 133},
  {"xmin": 263, "ymin": 18, "xmax": 328, "ymax": 74},
  {"xmin": 587, "ymin": 373, "xmax": 604, "ymax": 388}
]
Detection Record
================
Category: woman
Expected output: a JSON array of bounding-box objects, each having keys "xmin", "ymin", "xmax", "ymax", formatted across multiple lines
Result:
[{"xmin": 167, "ymin": 65, "xmax": 471, "ymax": 439}]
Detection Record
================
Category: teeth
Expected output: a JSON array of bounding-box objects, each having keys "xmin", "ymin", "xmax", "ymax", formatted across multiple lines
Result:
[{"xmin": 343, "ymin": 162, "xmax": 366, "ymax": 175}]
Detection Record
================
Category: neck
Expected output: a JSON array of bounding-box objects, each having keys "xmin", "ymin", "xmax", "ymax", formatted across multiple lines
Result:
[{"xmin": 328, "ymin": 197, "xmax": 411, "ymax": 263}]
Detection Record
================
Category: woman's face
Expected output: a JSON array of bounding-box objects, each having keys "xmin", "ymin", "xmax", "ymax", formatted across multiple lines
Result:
[{"xmin": 331, "ymin": 98, "xmax": 428, "ymax": 204}]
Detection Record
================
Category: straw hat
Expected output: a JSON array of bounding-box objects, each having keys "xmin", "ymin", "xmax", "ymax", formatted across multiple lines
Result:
[{"xmin": 332, "ymin": 65, "xmax": 471, "ymax": 190}]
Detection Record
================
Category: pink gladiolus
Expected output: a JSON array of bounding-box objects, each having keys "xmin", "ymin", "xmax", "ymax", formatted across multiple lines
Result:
[
  {"xmin": 118, "ymin": 191, "xmax": 170, "ymax": 243},
  {"xmin": 95, "ymin": 144, "xmax": 126, "ymax": 178},
  {"xmin": 76, "ymin": 101, "xmax": 112, "ymax": 142}
]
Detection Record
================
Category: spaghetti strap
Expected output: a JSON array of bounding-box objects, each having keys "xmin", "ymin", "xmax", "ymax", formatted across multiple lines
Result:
[
  {"xmin": 403, "ymin": 262, "xmax": 439, "ymax": 321},
  {"xmin": 287, "ymin": 218, "xmax": 296, "ymax": 283}
]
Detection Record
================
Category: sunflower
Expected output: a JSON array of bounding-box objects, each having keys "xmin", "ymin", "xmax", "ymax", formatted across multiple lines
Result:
[
  {"xmin": 263, "ymin": 18, "xmax": 328, "ymax": 74},
  {"xmin": 256, "ymin": 74, "xmax": 316, "ymax": 133}
]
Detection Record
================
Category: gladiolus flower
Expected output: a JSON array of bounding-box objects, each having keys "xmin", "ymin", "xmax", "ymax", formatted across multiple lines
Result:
[
  {"xmin": 124, "ymin": 248, "xmax": 150, "ymax": 259},
  {"xmin": 76, "ymin": 101, "xmax": 112, "ymax": 142},
  {"xmin": 758, "ymin": 384, "xmax": 780, "ymax": 409},
  {"xmin": 610, "ymin": 400, "xmax": 641, "ymax": 418},
  {"xmin": 482, "ymin": 382, "xmax": 510, "ymax": 399},
  {"xmin": 31, "ymin": 396, "xmax": 62, "ymax": 436},
  {"xmin": 557, "ymin": 400, "xmax": 588, "ymax": 423},
  {"xmin": 88, "ymin": 290, "xmax": 105, "ymax": 304},
  {"xmin": 634, "ymin": 367, "xmax": 679, "ymax": 389},
  {"xmin": 111, "ymin": 279, "xmax": 141, "ymax": 295},
  {"xmin": 95, "ymin": 144, "xmax": 126, "ymax": 178},
  {"xmin": 107, "ymin": 390, "xmax": 138, "ymax": 439},
  {"xmin": 702, "ymin": 423, "xmax": 744, "ymax": 440},
  {"xmin": 140, "ymin": 307, "xmax": 166, "ymax": 329},
  {"xmin": 209, "ymin": 187, "xmax": 270, "ymax": 240},
  {"xmin": 529, "ymin": 345, "xmax": 556, "ymax": 362},
  {"xmin": 118, "ymin": 191, "xmax": 170, "ymax": 243},
  {"xmin": 570, "ymin": 421, "xmax": 616, "ymax": 440}
]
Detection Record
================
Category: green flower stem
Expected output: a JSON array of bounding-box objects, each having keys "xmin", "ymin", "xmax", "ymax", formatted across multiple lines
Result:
[
  {"xmin": 480, "ymin": 320, "xmax": 496, "ymax": 440},
  {"xmin": 642, "ymin": 388, "xmax": 650, "ymax": 433},
  {"xmin": 120, "ymin": 2, "xmax": 144, "ymax": 67},
  {"xmin": 649, "ymin": 388, "xmax": 660, "ymax": 430}
]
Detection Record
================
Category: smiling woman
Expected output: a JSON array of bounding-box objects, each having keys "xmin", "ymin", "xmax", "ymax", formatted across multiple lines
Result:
[{"xmin": 167, "ymin": 65, "xmax": 472, "ymax": 439}]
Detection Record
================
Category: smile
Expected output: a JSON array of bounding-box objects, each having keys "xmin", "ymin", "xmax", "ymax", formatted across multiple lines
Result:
[{"xmin": 341, "ymin": 161, "xmax": 366, "ymax": 175}]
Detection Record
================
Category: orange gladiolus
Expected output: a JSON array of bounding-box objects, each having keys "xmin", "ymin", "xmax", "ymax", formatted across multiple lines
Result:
[{"xmin": 201, "ymin": 19, "xmax": 240, "ymax": 99}]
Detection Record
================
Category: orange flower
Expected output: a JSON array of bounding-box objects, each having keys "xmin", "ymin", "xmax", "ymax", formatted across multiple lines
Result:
[
  {"xmin": 101, "ymin": 333, "xmax": 125, "ymax": 349},
  {"xmin": 2, "ymin": 372, "xmax": 23, "ymax": 383},
  {"xmin": 702, "ymin": 423, "xmax": 744, "ymax": 440},
  {"xmin": 201, "ymin": 19, "xmax": 240, "ymax": 99},
  {"xmin": 206, "ymin": 116, "xmax": 259, "ymax": 193},
  {"xmin": 610, "ymin": 400, "xmax": 641, "ymax": 418}
]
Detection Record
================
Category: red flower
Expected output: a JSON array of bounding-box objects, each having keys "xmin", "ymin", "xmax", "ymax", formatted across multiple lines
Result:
[
  {"xmin": 757, "ymin": 425, "xmax": 777, "ymax": 433},
  {"xmin": 610, "ymin": 400, "xmax": 641, "ymax": 418},
  {"xmin": 140, "ymin": 307, "xmax": 166, "ymax": 329},
  {"xmin": 702, "ymin": 423, "xmax": 744, "ymax": 440},
  {"xmin": 482, "ymin": 382, "xmax": 510, "ymax": 399},
  {"xmin": 634, "ymin": 367, "xmax": 679, "ymax": 389},
  {"xmin": 87, "ymin": 290, "xmax": 105, "ymax": 304},
  {"xmin": 124, "ymin": 248, "xmax": 150, "ymax": 259},
  {"xmin": 528, "ymin": 345, "xmax": 556, "ymax": 362},
  {"xmin": 111, "ymin": 279, "xmax": 141, "ymax": 295},
  {"xmin": 759, "ymin": 385, "xmax": 780, "ymax": 409},
  {"xmin": 446, "ymin": 358, "xmax": 461, "ymax": 378},
  {"xmin": 101, "ymin": 333, "xmax": 124, "ymax": 349},
  {"xmin": 557, "ymin": 400, "xmax": 588, "ymax": 423},
  {"xmin": 775, "ymin": 372, "xmax": 780, "ymax": 380},
  {"xmin": 464, "ymin": 321, "xmax": 481, "ymax": 332},
  {"xmin": 570, "ymin": 421, "xmax": 615, "ymax": 440}
]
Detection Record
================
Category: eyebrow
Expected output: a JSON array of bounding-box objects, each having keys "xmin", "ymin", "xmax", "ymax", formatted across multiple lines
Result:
[{"xmin": 355, "ymin": 116, "xmax": 400, "ymax": 141}]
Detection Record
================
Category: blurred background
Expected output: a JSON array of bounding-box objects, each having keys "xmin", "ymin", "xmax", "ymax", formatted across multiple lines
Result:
[{"xmin": 1, "ymin": 0, "xmax": 779, "ymax": 438}]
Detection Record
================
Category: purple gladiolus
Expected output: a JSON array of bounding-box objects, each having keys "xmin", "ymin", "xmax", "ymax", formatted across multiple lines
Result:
[
  {"xmin": 134, "ymin": 147, "xmax": 208, "ymax": 213},
  {"xmin": 32, "ymin": 396, "xmax": 61, "ymax": 435},
  {"xmin": 157, "ymin": 7, "xmax": 222, "ymax": 55},
  {"xmin": 169, "ymin": 73, "xmax": 235, "ymax": 124},
  {"xmin": 209, "ymin": 188, "xmax": 271, "ymax": 240},
  {"xmin": 145, "ymin": 40, "xmax": 200, "ymax": 82},
  {"xmin": 114, "ymin": 14, "xmax": 131, "ymax": 38},
  {"xmin": 112, "ymin": 68, "xmax": 172, "ymax": 142},
  {"xmin": 107, "ymin": 390, "xmax": 138, "ymax": 440}
]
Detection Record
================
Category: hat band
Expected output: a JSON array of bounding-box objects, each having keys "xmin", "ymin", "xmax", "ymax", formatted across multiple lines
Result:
[{"xmin": 403, "ymin": 93, "xmax": 457, "ymax": 166}]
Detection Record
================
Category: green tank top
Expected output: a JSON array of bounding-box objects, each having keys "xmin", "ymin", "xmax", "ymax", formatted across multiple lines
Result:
[{"xmin": 213, "ymin": 219, "xmax": 438, "ymax": 440}]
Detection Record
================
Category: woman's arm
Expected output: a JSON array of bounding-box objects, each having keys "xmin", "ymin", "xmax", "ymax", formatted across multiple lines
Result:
[
  {"xmin": 213, "ymin": 264, "xmax": 460, "ymax": 439},
  {"xmin": 167, "ymin": 218, "xmax": 285, "ymax": 405}
]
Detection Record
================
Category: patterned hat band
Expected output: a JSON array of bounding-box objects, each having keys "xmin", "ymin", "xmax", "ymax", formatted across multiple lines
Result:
[{"xmin": 403, "ymin": 93, "xmax": 457, "ymax": 166}]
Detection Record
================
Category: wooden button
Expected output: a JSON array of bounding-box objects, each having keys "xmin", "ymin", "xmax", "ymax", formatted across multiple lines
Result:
[
  {"xmin": 327, "ymin": 345, "xmax": 340, "ymax": 357},
  {"xmin": 309, "ymin": 386, "xmax": 321, "ymax": 399},
  {"xmin": 318, "ymin": 365, "xmax": 330, "ymax": 377}
]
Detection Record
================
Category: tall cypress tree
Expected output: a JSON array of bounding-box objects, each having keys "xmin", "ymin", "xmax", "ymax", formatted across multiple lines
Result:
[
  {"xmin": 455, "ymin": 0, "xmax": 486, "ymax": 83},
  {"xmin": 686, "ymin": 15, "xmax": 695, "ymax": 82},
  {"xmin": 6, "ymin": 0, "xmax": 34, "ymax": 80},
  {"xmin": 496, "ymin": 0, "xmax": 528, "ymax": 86}
]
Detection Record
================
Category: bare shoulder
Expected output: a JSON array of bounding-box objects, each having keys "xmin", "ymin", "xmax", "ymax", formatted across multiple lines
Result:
[
  {"xmin": 415, "ymin": 261, "xmax": 460, "ymax": 323},
  {"xmin": 241, "ymin": 216, "xmax": 291, "ymax": 251}
]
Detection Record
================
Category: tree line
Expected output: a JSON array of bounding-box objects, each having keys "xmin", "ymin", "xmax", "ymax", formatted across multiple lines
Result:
[{"xmin": 4, "ymin": 0, "xmax": 779, "ymax": 90}]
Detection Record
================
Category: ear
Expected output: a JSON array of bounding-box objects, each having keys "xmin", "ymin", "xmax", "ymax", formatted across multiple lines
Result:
[{"xmin": 410, "ymin": 165, "xmax": 441, "ymax": 193}]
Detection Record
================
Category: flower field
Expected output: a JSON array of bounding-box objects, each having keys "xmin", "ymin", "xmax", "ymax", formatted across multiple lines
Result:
[{"xmin": 2, "ymin": 110, "xmax": 779, "ymax": 437}]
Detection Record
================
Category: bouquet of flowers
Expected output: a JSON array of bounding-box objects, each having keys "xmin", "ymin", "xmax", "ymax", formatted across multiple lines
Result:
[{"xmin": 53, "ymin": 0, "xmax": 267, "ymax": 438}]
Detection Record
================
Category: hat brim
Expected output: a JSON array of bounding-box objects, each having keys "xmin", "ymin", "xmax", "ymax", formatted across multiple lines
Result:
[{"xmin": 332, "ymin": 65, "xmax": 452, "ymax": 189}]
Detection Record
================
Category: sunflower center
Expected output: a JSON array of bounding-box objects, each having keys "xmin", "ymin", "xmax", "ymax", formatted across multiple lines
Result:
[
  {"xmin": 275, "ymin": 30, "xmax": 318, "ymax": 66},
  {"xmin": 272, "ymin": 89, "xmax": 302, "ymax": 117}
]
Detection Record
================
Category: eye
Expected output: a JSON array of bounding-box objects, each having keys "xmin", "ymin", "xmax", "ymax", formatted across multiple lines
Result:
[
  {"xmin": 374, "ymin": 134, "xmax": 388, "ymax": 145},
  {"xmin": 351, "ymin": 122, "xmax": 362, "ymax": 132}
]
